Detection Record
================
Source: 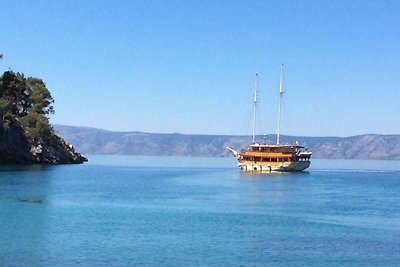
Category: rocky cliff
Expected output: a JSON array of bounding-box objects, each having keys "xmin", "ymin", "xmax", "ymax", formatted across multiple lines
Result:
[{"xmin": 0, "ymin": 121, "xmax": 87, "ymax": 164}]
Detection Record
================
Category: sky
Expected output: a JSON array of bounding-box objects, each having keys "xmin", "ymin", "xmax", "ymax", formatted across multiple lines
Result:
[{"xmin": 1, "ymin": 0, "xmax": 400, "ymax": 136}]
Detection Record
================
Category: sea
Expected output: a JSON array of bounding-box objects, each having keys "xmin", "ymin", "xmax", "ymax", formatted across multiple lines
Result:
[{"xmin": 1, "ymin": 155, "xmax": 400, "ymax": 266}]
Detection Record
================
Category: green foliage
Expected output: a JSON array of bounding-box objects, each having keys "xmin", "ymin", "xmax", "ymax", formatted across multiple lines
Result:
[
  {"xmin": 19, "ymin": 113, "xmax": 53, "ymax": 143},
  {"xmin": 26, "ymin": 77, "xmax": 54, "ymax": 115},
  {"xmin": 0, "ymin": 98, "xmax": 7, "ymax": 111},
  {"xmin": 0, "ymin": 70, "xmax": 55, "ymax": 144},
  {"xmin": 0, "ymin": 71, "xmax": 27, "ymax": 116}
]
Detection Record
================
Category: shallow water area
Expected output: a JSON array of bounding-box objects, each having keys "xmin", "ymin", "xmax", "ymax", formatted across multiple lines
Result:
[{"xmin": 1, "ymin": 156, "xmax": 400, "ymax": 266}]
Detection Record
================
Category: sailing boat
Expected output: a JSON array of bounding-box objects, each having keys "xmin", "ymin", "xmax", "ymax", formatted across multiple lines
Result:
[{"xmin": 226, "ymin": 65, "xmax": 312, "ymax": 172}]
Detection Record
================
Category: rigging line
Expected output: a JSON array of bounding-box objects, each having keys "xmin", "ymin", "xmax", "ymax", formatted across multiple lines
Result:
[
  {"xmin": 252, "ymin": 73, "xmax": 258, "ymax": 143},
  {"xmin": 277, "ymin": 64, "xmax": 284, "ymax": 144}
]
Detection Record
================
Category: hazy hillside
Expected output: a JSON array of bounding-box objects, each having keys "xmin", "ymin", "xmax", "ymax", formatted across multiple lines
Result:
[{"xmin": 54, "ymin": 125, "xmax": 400, "ymax": 160}]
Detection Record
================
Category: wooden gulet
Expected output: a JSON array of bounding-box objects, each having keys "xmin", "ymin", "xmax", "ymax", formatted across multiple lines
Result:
[{"xmin": 226, "ymin": 65, "xmax": 312, "ymax": 172}]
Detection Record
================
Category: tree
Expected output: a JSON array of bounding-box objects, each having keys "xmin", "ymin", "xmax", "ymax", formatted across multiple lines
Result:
[
  {"xmin": 19, "ymin": 113, "xmax": 53, "ymax": 143},
  {"xmin": 0, "ymin": 71, "xmax": 28, "ymax": 117},
  {"xmin": 0, "ymin": 70, "xmax": 56, "ymax": 144},
  {"xmin": 25, "ymin": 77, "xmax": 54, "ymax": 115}
]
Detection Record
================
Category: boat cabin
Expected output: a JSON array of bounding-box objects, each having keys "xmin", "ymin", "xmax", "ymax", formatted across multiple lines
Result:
[
  {"xmin": 240, "ymin": 143, "xmax": 311, "ymax": 163},
  {"xmin": 247, "ymin": 143, "xmax": 303, "ymax": 153}
]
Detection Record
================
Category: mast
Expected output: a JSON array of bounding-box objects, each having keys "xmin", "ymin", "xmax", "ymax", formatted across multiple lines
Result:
[
  {"xmin": 252, "ymin": 74, "xmax": 258, "ymax": 143},
  {"xmin": 277, "ymin": 64, "xmax": 283, "ymax": 145}
]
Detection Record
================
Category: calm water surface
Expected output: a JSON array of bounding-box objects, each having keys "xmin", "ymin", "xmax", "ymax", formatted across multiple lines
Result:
[{"xmin": 1, "ymin": 156, "xmax": 400, "ymax": 266}]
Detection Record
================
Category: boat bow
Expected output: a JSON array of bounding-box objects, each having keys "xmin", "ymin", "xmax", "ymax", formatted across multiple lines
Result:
[{"xmin": 226, "ymin": 146, "xmax": 240, "ymax": 158}]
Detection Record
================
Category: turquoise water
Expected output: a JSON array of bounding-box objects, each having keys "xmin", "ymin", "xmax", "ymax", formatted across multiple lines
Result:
[{"xmin": 1, "ymin": 156, "xmax": 400, "ymax": 266}]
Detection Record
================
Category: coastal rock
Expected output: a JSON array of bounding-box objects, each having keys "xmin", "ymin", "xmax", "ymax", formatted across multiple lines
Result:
[
  {"xmin": 0, "ymin": 121, "xmax": 87, "ymax": 164},
  {"xmin": 31, "ymin": 134, "xmax": 87, "ymax": 164},
  {"xmin": 0, "ymin": 121, "xmax": 33, "ymax": 163}
]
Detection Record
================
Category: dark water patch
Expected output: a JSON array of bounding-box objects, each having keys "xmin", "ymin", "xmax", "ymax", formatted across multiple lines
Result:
[{"xmin": 18, "ymin": 196, "xmax": 46, "ymax": 204}]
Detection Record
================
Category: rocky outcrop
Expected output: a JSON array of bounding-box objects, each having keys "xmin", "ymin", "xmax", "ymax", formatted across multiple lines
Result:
[
  {"xmin": 0, "ymin": 120, "xmax": 32, "ymax": 163},
  {"xmin": 0, "ymin": 121, "xmax": 87, "ymax": 164}
]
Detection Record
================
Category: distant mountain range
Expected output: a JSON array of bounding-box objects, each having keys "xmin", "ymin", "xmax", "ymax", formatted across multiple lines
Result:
[{"xmin": 54, "ymin": 125, "xmax": 400, "ymax": 160}]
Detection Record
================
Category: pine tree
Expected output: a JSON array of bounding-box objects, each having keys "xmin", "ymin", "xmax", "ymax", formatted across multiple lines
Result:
[{"xmin": 0, "ymin": 71, "xmax": 55, "ymax": 143}]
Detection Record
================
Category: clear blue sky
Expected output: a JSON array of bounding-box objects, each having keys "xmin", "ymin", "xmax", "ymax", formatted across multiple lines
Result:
[{"xmin": 2, "ymin": 0, "xmax": 400, "ymax": 136}]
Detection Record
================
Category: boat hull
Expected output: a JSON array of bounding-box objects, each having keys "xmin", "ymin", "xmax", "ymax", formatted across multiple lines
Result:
[{"xmin": 237, "ymin": 160, "xmax": 310, "ymax": 172}]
